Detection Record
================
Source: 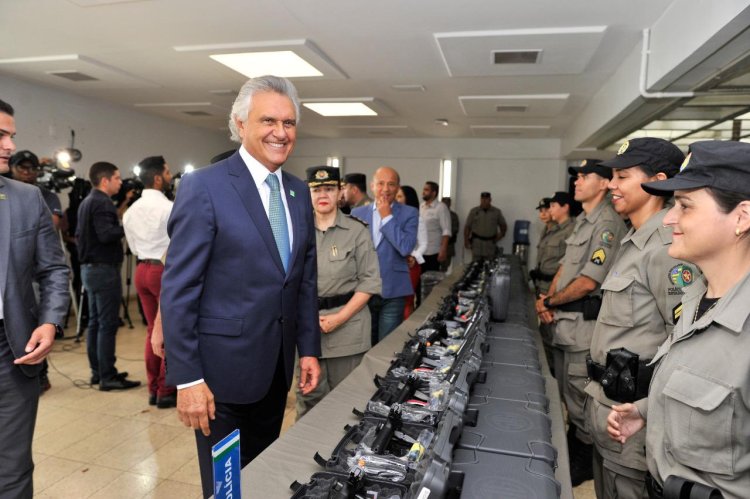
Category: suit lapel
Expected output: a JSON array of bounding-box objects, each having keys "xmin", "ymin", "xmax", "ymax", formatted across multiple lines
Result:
[
  {"xmin": 0, "ymin": 179, "xmax": 10, "ymax": 298},
  {"xmin": 282, "ymin": 171, "xmax": 301, "ymax": 277},
  {"xmin": 227, "ymin": 155, "xmax": 285, "ymax": 275}
]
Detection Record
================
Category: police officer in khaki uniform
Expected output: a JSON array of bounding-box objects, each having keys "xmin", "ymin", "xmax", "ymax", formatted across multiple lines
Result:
[
  {"xmin": 296, "ymin": 167, "xmax": 381, "ymax": 419},
  {"xmin": 608, "ymin": 141, "xmax": 750, "ymax": 499},
  {"xmin": 533, "ymin": 192, "xmax": 576, "ymax": 377},
  {"xmin": 583, "ymin": 138, "xmax": 692, "ymax": 499},
  {"xmin": 463, "ymin": 191, "xmax": 507, "ymax": 260},
  {"xmin": 536, "ymin": 160, "xmax": 628, "ymax": 486}
]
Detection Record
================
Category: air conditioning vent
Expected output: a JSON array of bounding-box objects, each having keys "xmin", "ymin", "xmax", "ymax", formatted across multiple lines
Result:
[
  {"xmin": 49, "ymin": 71, "xmax": 99, "ymax": 82},
  {"xmin": 492, "ymin": 50, "xmax": 541, "ymax": 65},
  {"xmin": 496, "ymin": 105, "xmax": 528, "ymax": 113},
  {"xmin": 183, "ymin": 111, "xmax": 212, "ymax": 117}
]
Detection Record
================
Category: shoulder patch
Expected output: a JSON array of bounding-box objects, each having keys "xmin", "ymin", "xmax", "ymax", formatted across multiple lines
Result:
[
  {"xmin": 672, "ymin": 302, "xmax": 683, "ymax": 324},
  {"xmin": 591, "ymin": 248, "xmax": 606, "ymax": 265},
  {"xmin": 346, "ymin": 214, "xmax": 369, "ymax": 227},
  {"xmin": 668, "ymin": 264, "xmax": 694, "ymax": 287},
  {"xmin": 600, "ymin": 230, "xmax": 615, "ymax": 247}
]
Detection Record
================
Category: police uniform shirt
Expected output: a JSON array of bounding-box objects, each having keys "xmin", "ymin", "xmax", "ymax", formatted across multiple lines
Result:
[
  {"xmin": 554, "ymin": 200, "xmax": 627, "ymax": 350},
  {"xmin": 465, "ymin": 205, "xmax": 506, "ymax": 239},
  {"xmin": 584, "ymin": 208, "xmax": 697, "ymax": 473},
  {"xmin": 641, "ymin": 270, "xmax": 750, "ymax": 497},
  {"xmin": 537, "ymin": 217, "xmax": 575, "ymax": 277},
  {"xmin": 317, "ymin": 211, "xmax": 381, "ymax": 358}
]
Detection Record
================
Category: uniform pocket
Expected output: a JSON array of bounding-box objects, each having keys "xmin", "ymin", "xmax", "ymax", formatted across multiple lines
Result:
[
  {"xmin": 598, "ymin": 275, "xmax": 634, "ymax": 327},
  {"xmin": 662, "ymin": 367, "xmax": 734, "ymax": 474}
]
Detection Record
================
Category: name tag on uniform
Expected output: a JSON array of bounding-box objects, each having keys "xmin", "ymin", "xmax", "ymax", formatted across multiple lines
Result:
[{"xmin": 212, "ymin": 429, "xmax": 241, "ymax": 499}]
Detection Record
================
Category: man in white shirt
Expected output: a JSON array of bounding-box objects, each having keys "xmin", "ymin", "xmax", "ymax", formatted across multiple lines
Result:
[
  {"xmin": 419, "ymin": 181, "xmax": 451, "ymax": 272},
  {"xmin": 123, "ymin": 156, "xmax": 175, "ymax": 408}
]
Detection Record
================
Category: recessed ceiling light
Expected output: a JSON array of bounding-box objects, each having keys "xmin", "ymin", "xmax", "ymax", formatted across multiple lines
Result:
[
  {"xmin": 435, "ymin": 119, "xmax": 449, "ymax": 126},
  {"xmin": 303, "ymin": 102, "xmax": 377, "ymax": 117},
  {"xmin": 210, "ymin": 51, "xmax": 322, "ymax": 78}
]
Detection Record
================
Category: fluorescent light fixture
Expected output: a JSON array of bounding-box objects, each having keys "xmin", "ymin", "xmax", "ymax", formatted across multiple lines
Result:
[
  {"xmin": 303, "ymin": 102, "xmax": 377, "ymax": 117},
  {"xmin": 210, "ymin": 51, "xmax": 322, "ymax": 78},
  {"xmin": 440, "ymin": 159, "xmax": 453, "ymax": 198},
  {"xmin": 326, "ymin": 157, "xmax": 341, "ymax": 168}
]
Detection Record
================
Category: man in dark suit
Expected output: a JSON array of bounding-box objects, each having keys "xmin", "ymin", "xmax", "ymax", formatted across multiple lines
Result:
[
  {"xmin": 160, "ymin": 76, "xmax": 321, "ymax": 498},
  {"xmin": 352, "ymin": 167, "xmax": 418, "ymax": 343},
  {"xmin": 0, "ymin": 99, "xmax": 69, "ymax": 498}
]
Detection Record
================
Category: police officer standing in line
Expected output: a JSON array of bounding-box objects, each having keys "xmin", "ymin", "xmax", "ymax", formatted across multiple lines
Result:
[
  {"xmin": 535, "ymin": 160, "xmax": 628, "ymax": 485},
  {"xmin": 342, "ymin": 173, "xmax": 373, "ymax": 210},
  {"xmin": 608, "ymin": 141, "xmax": 750, "ymax": 499},
  {"xmin": 463, "ymin": 191, "xmax": 507, "ymax": 261},
  {"xmin": 296, "ymin": 166, "xmax": 381, "ymax": 419},
  {"xmin": 532, "ymin": 193, "xmax": 575, "ymax": 377},
  {"xmin": 584, "ymin": 138, "xmax": 691, "ymax": 499}
]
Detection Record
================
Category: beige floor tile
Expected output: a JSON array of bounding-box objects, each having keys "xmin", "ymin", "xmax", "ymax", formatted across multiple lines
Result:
[
  {"xmin": 167, "ymin": 457, "xmax": 202, "ymax": 487},
  {"xmin": 88, "ymin": 471, "xmax": 162, "ymax": 499},
  {"xmin": 129, "ymin": 431, "xmax": 196, "ymax": 478},
  {"xmin": 574, "ymin": 479, "xmax": 597, "ymax": 499},
  {"xmin": 55, "ymin": 417, "xmax": 152, "ymax": 462},
  {"xmin": 34, "ymin": 456, "xmax": 85, "ymax": 493},
  {"xmin": 40, "ymin": 463, "xmax": 123, "ymax": 498},
  {"xmin": 95, "ymin": 423, "xmax": 185, "ymax": 471},
  {"xmin": 34, "ymin": 413, "xmax": 120, "ymax": 456},
  {"xmin": 147, "ymin": 479, "xmax": 203, "ymax": 499}
]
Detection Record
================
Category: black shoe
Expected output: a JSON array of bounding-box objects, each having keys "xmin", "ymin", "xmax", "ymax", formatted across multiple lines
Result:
[
  {"xmin": 40, "ymin": 373, "xmax": 52, "ymax": 393},
  {"xmin": 91, "ymin": 371, "xmax": 129, "ymax": 385},
  {"xmin": 99, "ymin": 378, "xmax": 141, "ymax": 391},
  {"xmin": 156, "ymin": 393, "xmax": 177, "ymax": 409},
  {"xmin": 149, "ymin": 393, "xmax": 157, "ymax": 406},
  {"xmin": 569, "ymin": 432, "xmax": 594, "ymax": 486}
]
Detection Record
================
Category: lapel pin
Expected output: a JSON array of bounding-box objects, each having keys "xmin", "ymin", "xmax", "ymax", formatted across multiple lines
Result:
[
  {"xmin": 290, "ymin": 190, "xmax": 295, "ymax": 197},
  {"xmin": 0, "ymin": 194, "xmax": 6, "ymax": 200}
]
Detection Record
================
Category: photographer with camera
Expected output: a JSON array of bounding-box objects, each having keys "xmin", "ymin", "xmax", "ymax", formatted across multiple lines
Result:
[
  {"xmin": 76, "ymin": 161, "xmax": 140, "ymax": 391},
  {"xmin": 123, "ymin": 156, "xmax": 175, "ymax": 408}
]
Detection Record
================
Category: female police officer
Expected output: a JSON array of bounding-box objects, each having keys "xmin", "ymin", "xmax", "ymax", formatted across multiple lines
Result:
[
  {"xmin": 584, "ymin": 138, "xmax": 693, "ymax": 499},
  {"xmin": 296, "ymin": 166, "xmax": 381, "ymax": 419},
  {"xmin": 607, "ymin": 140, "xmax": 750, "ymax": 499}
]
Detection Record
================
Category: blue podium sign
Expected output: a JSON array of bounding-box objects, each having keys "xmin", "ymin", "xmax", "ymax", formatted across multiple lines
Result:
[{"xmin": 212, "ymin": 429, "xmax": 241, "ymax": 499}]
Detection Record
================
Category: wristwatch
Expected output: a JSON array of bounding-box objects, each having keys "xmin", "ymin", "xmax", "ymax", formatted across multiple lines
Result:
[{"xmin": 543, "ymin": 297, "xmax": 552, "ymax": 309}]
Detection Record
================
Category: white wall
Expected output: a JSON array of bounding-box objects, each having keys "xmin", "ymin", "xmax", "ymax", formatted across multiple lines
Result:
[
  {"xmin": 1, "ymin": 74, "xmax": 234, "ymax": 182},
  {"xmin": 291, "ymin": 138, "xmax": 565, "ymax": 265}
]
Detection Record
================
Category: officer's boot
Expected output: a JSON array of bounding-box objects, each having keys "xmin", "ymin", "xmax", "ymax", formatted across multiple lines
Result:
[{"xmin": 568, "ymin": 426, "xmax": 594, "ymax": 486}]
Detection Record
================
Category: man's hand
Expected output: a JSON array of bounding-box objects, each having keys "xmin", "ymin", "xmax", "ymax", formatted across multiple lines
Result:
[
  {"xmin": 376, "ymin": 195, "xmax": 392, "ymax": 219},
  {"xmin": 438, "ymin": 247, "xmax": 448, "ymax": 263},
  {"xmin": 298, "ymin": 356, "xmax": 321, "ymax": 395},
  {"xmin": 177, "ymin": 382, "xmax": 216, "ymax": 437},
  {"xmin": 607, "ymin": 403, "xmax": 645, "ymax": 444},
  {"xmin": 464, "ymin": 239, "xmax": 471, "ymax": 249},
  {"xmin": 14, "ymin": 324, "xmax": 56, "ymax": 365},
  {"xmin": 406, "ymin": 255, "xmax": 417, "ymax": 268},
  {"xmin": 151, "ymin": 319, "xmax": 165, "ymax": 359},
  {"xmin": 535, "ymin": 294, "xmax": 555, "ymax": 324},
  {"xmin": 319, "ymin": 314, "xmax": 342, "ymax": 334}
]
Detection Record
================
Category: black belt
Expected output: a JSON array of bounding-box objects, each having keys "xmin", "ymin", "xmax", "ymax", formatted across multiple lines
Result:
[
  {"xmin": 138, "ymin": 259, "xmax": 163, "ymax": 265},
  {"xmin": 471, "ymin": 232, "xmax": 495, "ymax": 241},
  {"xmin": 647, "ymin": 474, "xmax": 725, "ymax": 499},
  {"xmin": 587, "ymin": 355, "xmax": 653, "ymax": 403},
  {"xmin": 530, "ymin": 268, "xmax": 555, "ymax": 282},
  {"xmin": 318, "ymin": 292, "xmax": 354, "ymax": 310},
  {"xmin": 556, "ymin": 295, "xmax": 601, "ymax": 320},
  {"xmin": 82, "ymin": 262, "xmax": 118, "ymax": 267}
]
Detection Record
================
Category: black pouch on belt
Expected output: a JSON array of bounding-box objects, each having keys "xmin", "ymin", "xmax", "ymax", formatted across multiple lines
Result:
[
  {"xmin": 582, "ymin": 295, "xmax": 602, "ymax": 321},
  {"xmin": 601, "ymin": 348, "xmax": 639, "ymax": 402}
]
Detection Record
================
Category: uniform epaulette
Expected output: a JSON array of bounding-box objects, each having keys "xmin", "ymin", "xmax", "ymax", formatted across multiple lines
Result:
[{"xmin": 346, "ymin": 214, "xmax": 369, "ymax": 227}]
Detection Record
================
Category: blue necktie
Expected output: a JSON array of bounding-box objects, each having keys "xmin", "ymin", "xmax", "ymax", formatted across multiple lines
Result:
[{"xmin": 265, "ymin": 173, "xmax": 290, "ymax": 272}]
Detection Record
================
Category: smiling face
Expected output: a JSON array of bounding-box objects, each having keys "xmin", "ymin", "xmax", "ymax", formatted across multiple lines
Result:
[
  {"xmin": 663, "ymin": 188, "xmax": 737, "ymax": 265},
  {"xmin": 371, "ymin": 167, "xmax": 400, "ymax": 205},
  {"xmin": 608, "ymin": 166, "xmax": 654, "ymax": 217},
  {"xmin": 0, "ymin": 112, "xmax": 16, "ymax": 174},
  {"xmin": 235, "ymin": 91, "xmax": 297, "ymax": 172}
]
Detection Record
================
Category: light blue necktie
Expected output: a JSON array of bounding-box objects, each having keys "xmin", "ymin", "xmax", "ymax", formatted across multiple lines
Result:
[{"xmin": 265, "ymin": 173, "xmax": 290, "ymax": 272}]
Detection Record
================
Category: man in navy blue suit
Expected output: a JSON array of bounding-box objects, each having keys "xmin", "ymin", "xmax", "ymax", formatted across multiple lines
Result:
[
  {"xmin": 352, "ymin": 167, "xmax": 418, "ymax": 344},
  {"xmin": 160, "ymin": 75, "xmax": 321, "ymax": 498}
]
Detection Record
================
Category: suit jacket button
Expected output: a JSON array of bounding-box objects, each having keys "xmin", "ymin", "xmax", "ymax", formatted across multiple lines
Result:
[{"xmin": 278, "ymin": 317, "xmax": 284, "ymax": 324}]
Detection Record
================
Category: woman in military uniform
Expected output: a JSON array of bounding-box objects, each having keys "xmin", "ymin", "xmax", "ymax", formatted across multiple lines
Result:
[
  {"xmin": 584, "ymin": 137, "xmax": 691, "ymax": 499},
  {"xmin": 296, "ymin": 166, "xmax": 381, "ymax": 419},
  {"xmin": 607, "ymin": 141, "xmax": 750, "ymax": 499}
]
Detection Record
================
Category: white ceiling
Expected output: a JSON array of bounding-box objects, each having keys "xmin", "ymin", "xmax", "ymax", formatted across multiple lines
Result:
[{"xmin": 0, "ymin": 0, "xmax": 687, "ymax": 141}]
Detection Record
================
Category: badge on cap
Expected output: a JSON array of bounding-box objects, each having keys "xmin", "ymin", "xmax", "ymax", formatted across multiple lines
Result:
[
  {"xmin": 672, "ymin": 303, "xmax": 683, "ymax": 324},
  {"xmin": 581, "ymin": 160, "xmax": 588, "ymax": 166},
  {"xmin": 618, "ymin": 141, "xmax": 629, "ymax": 155},
  {"xmin": 669, "ymin": 264, "xmax": 694, "ymax": 287},
  {"xmin": 591, "ymin": 248, "xmax": 606, "ymax": 265},
  {"xmin": 679, "ymin": 152, "xmax": 692, "ymax": 172},
  {"xmin": 315, "ymin": 169, "xmax": 329, "ymax": 180}
]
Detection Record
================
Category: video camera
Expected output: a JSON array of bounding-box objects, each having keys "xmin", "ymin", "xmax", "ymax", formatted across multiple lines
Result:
[
  {"xmin": 113, "ymin": 176, "xmax": 144, "ymax": 208},
  {"xmin": 37, "ymin": 157, "xmax": 77, "ymax": 192}
]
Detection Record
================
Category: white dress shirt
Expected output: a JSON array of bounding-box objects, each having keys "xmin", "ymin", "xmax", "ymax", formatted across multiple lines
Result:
[
  {"xmin": 419, "ymin": 199, "xmax": 451, "ymax": 255},
  {"xmin": 123, "ymin": 189, "xmax": 173, "ymax": 259},
  {"xmin": 411, "ymin": 216, "xmax": 428, "ymax": 264}
]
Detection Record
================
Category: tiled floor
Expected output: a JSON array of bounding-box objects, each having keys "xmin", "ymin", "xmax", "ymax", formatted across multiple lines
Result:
[
  {"xmin": 33, "ymin": 303, "xmax": 298, "ymax": 498},
  {"xmin": 35, "ymin": 302, "xmax": 592, "ymax": 498}
]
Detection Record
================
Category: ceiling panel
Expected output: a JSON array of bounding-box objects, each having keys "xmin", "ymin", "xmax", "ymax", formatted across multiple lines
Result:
[{"xmin": 459, "ymin": 94, "xmax": 569, "ymax": 117}]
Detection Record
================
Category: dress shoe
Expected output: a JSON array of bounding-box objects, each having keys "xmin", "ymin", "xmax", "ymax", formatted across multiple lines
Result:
[
  {"xmin": 567, "ymin": 426, "xmax": 594, "ymax": 486},
  {"xmin": 99, "ymin": 378, "xmax": 141, "ymax": 391},
  {"xmin": 39, "ymin": 373, "xmax": 52, "ymax": 393},
  {"xmin": 156, "ymin": 393, "xmax": 177, "ymax": 409},
  {"xmin": 149, "ymin": 393, "xmax": 157, "ymax": 406},
  {"xmin": 91, "ymin": 371, "xmax": 129, "ymax": 385}
]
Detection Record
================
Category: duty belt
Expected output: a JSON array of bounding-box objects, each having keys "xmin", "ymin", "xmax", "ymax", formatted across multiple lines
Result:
[
  {"xmin": 471, "ymin": 232, "xmax": 495, "ymax": 241},
  {"xmin": 318, "ymin": 292, "xmax": 355, "ymax": 310},
  {"xmin": 530, "ymin": 268, "xmax": 555, "ymax": 282},
  {"xmin": 587, "ymin": 353, "xmax": 654, "ymax": 403},
  {"xmin": 556, "ymin": 295, "xmax": 601, "ymax": 320},
  {"xmin": 647, "ymin": 473, "xmax": 724, "ymax": 499}
]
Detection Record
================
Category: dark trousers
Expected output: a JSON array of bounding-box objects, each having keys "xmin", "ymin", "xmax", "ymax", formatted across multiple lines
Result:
[
  {"xmin": 369, "ymin": 295, "xmax": 406, "ymax": 345},
  {"xmin": 134, "ymin": 262, "xmax": 174, "ymax": 397},
  {"xmin": 420, "ymin": 253, "xmax": 441, "ymax": 273},
  {"xmin": 0, "ymin": 322, "xmax": 40, "ymax": 499},
  {"xmin": 195, "ymin": 349, "xmax": 289, "ymax": 498},
  {"xmin": 81, "ymin": 263, "xmax": 121, "ymax": 381}
]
